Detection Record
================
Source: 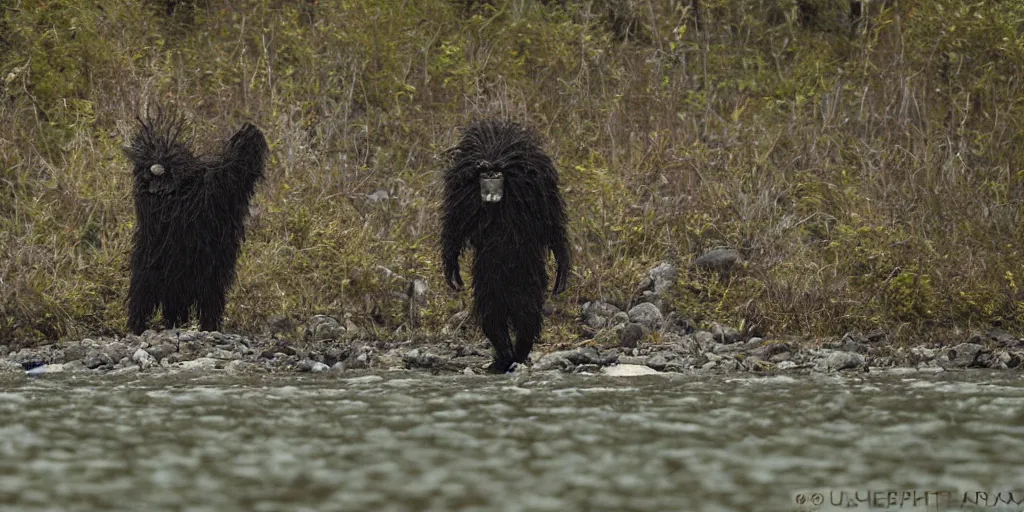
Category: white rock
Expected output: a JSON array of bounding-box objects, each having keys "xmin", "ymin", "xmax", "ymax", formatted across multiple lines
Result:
[
  {"xmin": 601, "ymin": 364, "xmax": 662, "ymax": 377},
  {"xmin": 174, "ymin": 357, "xmax": 219, "ymax": 371},
  {"xmin": 132, "ymin": 348, "xmax": 157, "ymax": 370}
]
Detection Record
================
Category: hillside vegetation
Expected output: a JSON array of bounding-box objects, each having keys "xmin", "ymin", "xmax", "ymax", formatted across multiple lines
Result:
[{"xmin": 1, "ymin": 0, "xmax": 1022, "ymax": 347}]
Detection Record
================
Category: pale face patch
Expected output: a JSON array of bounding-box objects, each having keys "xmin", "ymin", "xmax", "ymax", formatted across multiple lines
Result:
[{"xmin": 480, "ymin": 171, "xmax": 504, "ymax": 203}]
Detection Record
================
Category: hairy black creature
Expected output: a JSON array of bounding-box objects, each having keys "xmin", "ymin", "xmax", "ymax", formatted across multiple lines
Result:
[
  {"xmin": 124, "ymin": 107, "xmax": 268, "ymax": 335},
  {"xmin": 441, "ymin": 119, "xmax": 571, "ymax": 373}
]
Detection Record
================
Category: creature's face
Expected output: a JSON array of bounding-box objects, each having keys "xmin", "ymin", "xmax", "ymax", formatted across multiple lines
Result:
[
  {"xmin": 126, "ymin": 141, "xmax": 196, "ymax": 196},
  {"xmin": 478, "ymin": 162, "xmax": 505, "ymax": 203},
  {"xmin": 480, "ymin": 172, "xmax": 503, "ymax": 202},
  {"xmin": 125, "ymin": 112, "xmax": 201, "ymax": 197},
  {"xmin": 131, "ymin": 158, "xmax": 182, "ymax": 196}
]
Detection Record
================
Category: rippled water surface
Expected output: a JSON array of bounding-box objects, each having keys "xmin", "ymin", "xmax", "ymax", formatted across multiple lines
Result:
[{"xmin": 1, "ymin": 369, "xmax": 1023, "ymax": 511}]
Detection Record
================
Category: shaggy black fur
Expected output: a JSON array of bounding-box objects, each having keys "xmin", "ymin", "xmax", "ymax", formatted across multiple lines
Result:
[
  {"xmin": 123, "ymin": 107, "xmax": 268, "ymax": 335},
  {"xmin": 441, "ymin": 119, "xmax": 571, "ymax": 373}
]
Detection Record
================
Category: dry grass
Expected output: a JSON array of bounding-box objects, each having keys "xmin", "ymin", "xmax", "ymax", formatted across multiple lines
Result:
[{"xmin": 1, "ymin": 0, "xmax": 1022, "ymax": 348}]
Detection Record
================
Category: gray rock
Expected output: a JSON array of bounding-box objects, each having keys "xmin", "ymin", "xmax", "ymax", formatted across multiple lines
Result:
[
  {"xmin": 0, "ymin": 360, "xmax": 24, "ymax": 373},
  {"xmin": 131, "ymin": 348, "xmax": 156, "ymax": 370},
  {"xmin": 644, "ymin": 353, "xmax": 670, "ymax": 371},
  {"xmin": 711, "ymin": 323, "xmax": 742, "ymax": 344},
  {"xmin": 146, "ymin": 343, "xmax": 177, "ymax": 362},
  {"xmin": 403, "ymin": 348, "xmax": 448, "ymax": 370},
  {"xmin": 1000, "ymin": 351, "xmax": 1022, "ymax": 369},
  {"xmin": 712, "ymin": 342, "xmax": 744, "ymax": 354},
  {"xmin": 719, "ymin": 358, "xmax": 741, "ymax": 372},
  {"xmin": 534, "ymin": 347, "xmax": 618, "ymax": 371},
  {"xmin": 173, "ymin": 357, "xmax": 220, "ymax": 371},
  {"xmin": 695, "ymin": 248, "xmax": 742, "ymax": 273},
  {"xmin": 627, "ymin": 303, "xmax": 663, "ymax": 330},
  {"xmin": 205, "ymin": 348, "xmax": 241, "ymax": 360},
  {"xmin": 617, "ymin": 355, "xmax": 646, "ymax": 365},
  {"xmin": 582, "ymin": 301, "xmax": 623, "ymax": 330},
  {"xmin": 83, "ymin": 350, "xmax": 115, "ymax": 370},
  {"xmin": 307, "ymin": 315, "xmax": 345, "ymax": 342},
  {"xmin": 911, "ymin": 347, "xmax": 936, "ymax": 361},
  {"xmin": 298, "ymin": 360, "xmax": 331, "ymax": 373},
  {"xmin": 635, "ymin": 262, "xmax": 679, "ymax": 307},
  {"xmin": 619, "ymin": 323, "xmax": 645, "ymax": 348},
  {"xmin": 818, "ymin": 351, "xmax": 866, "ymax": 372},
  {"xmin": 643, "ymin": 353, "xmax": 690, "ymax": 372},
  {"xmin": 224, "ymin": 360, "xmax": 259, "ymax": 374},
  {"xmin": 663, "ymin": 333, "xmax": 701, "ymax": 355},
  {"xmin": 341, "ymin": 346, "xmax": 373, "ymax": 370},
  {"xmin": 777, "ymin": 361, "xmax": 798, "ymax": 371},
  {"xmin": 942, "ymin": 343, "xmax": 987, "ymax": 368},
  {"xmin": 108, "ymin": 366, "xmax": 139, "ymax": 376},
  {"xmin": 648, "ymin": 262, "xmax": 679, "ymax": 294},
  {"xmin": 572, "ymin": 364, "xmax": 601, "ymax": 374},
  {"xmin": 693, "ymin": 331, "xmax": 715, "ymax": 349},
  {"xmin": 609, "ymin": 312, "xmax": 630, "ymax": 328}
]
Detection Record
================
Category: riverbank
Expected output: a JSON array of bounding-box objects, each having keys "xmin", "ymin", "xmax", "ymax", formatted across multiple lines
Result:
[
  {"xmin": 6, "ymin": 257, "xmax": 1022, "ymax": 378},
  {"xmin": 4, "ymin": 321, "xmax": 1020, "ymax": 378}
]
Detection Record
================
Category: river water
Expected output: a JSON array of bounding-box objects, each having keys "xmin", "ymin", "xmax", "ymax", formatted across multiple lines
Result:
[{"xmin": 1, "ymin": 369, "xmax": 1022, "ymax": 511}]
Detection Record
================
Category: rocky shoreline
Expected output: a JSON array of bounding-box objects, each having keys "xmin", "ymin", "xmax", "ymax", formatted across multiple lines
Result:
[
  {"xmin": 3, "ymin": 259, "xmax": 1023, "ymax": 378},
  {"xmin": 2, "ymin": 318, "xmax": 1021, "ymax": 379}
]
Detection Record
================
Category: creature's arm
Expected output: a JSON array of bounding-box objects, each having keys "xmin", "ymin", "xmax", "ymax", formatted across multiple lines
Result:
[
  {"xmin": 441, "ymin": 213, "xmax": 466, "ymax": 291},
  {"xmin": 441, "ymin": 179, "xmax": 470, "ymax": 291},
  {"xmin": 207, "ymin": 123, "xmax": 268, "ymax": 199},
  {"xmin": 550, "ymin": 197, "xmax": 571, "ymax": 296}
]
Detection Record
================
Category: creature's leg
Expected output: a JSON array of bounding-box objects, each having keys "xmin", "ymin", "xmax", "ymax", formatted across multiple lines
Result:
[
  {"xmin": 480, "ymin": 308, "xmax": 516, "ymax": 373},
  {"xmin": 161, "ymin": 293, "xmax": 190, "ymax": 331},
  {"xmin": 510, "ymin": 308, "xmax": 543, "ymax": 365},
  {"xmin": 197, "ymin": 286, "xmax": 227, "ymax": 333},
  {"xmin": 127, "ymin": 273, "xmax": 158, "ymax": 335}
]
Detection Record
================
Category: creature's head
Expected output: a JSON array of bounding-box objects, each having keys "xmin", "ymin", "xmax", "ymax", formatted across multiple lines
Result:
[
  {"xmin": 448, "ymin": 119, "xmax": 550, "ymax": 207},
  {"xmin": 123, "ymin": 108, "xmax": 198, "ymax": 196}
]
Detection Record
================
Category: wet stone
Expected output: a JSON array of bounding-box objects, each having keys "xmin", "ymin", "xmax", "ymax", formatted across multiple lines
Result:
[
  {"xmin": 627, "ymin": 303, "xmax": 663, "ymax": 331},
  {"xmin": 582, "ymin": 300, "xmax": 623, "ymax": 330},
  {"xmin": 619, "ymin": 323, "xmax": 645, "ymax": 348},
  {"xmin": 942, "ymin": 343, "xmax": 988, "ymax": 368},
  {"xmin": 711, "ymin": 323, "xmax": 742, "ymax": 344},
  {"xmin": 695, "ymin": 248, "xmax": 742, "ymax": 273}
]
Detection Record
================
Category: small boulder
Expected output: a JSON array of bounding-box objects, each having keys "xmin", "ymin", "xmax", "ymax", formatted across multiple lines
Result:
[
  {"xmin": 131, "ymin": 348, "xmax": 157, "ymax": 370},
  {"xmin": 695, "ymin": 248, "xmax": 742, "ymax": 274},
  {"xmin": 627, "ymin": 303, "xmax": 663, "ymax": 331},
  {"xmin": 602, "ymin": 364, "xmax": 661, "ymax": 377},
  {"xmin": 307, "ymin": 315, "xmax": 344, "ymax": 342},
  {"xmin": 582, "ymin": 301, "xmax": 623, "ymax": 330},
  {"xmin": 619, "ymin": 323, "xmax": 645, "ymax": 348},
  {"xmin": 298, "ymin": 359, "xmax": 331, "ymax": 373},
  {"xmin": 942, "ymin": 343, "xmax": 988, "ymax": 368},
  {"xmin": 711, "ymin": 323, "xmax": 742, "ymax": 344},
  {"xmin": 817, "ymin": 351, "xmax": 866, "ymax": 372}
]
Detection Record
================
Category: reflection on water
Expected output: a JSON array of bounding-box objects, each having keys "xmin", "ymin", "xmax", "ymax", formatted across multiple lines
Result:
[{"xmin": 1, "ymin": 370, "xmax": 1022, "ymax": 511}]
